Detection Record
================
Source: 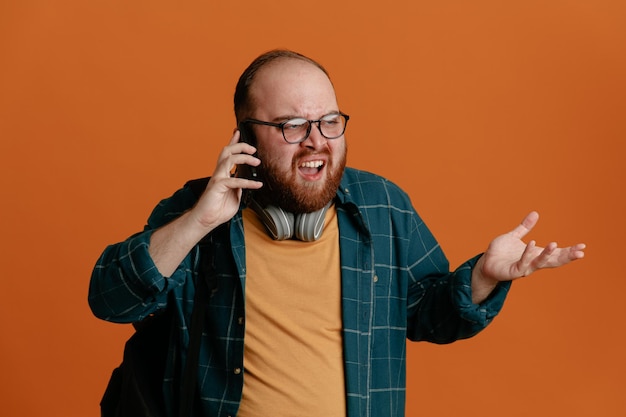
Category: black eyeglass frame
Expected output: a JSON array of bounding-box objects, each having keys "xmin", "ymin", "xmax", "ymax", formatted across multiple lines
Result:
[{"xmin": 241, "ymin": 112, "xmax": 350, "ymax": 144}]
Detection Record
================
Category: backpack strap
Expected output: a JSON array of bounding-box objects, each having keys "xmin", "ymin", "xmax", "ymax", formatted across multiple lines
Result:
[
  {"xmin": 184, "ymin": 177, "xmax": 210, "ymax": 200},
  {"xmin": 178, "ymin": 177, "xmax": 219, "ymax": 417}
]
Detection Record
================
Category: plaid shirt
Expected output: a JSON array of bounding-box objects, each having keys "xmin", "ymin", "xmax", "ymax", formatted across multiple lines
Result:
[{"xmin": 89, "ymin": 167, "xmax": 509, "ymax": 417}]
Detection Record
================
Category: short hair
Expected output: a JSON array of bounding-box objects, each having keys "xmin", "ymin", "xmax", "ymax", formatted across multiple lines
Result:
[{"xmin": 233, "ymin": 49, "xmax": 330, "ymax": 123}]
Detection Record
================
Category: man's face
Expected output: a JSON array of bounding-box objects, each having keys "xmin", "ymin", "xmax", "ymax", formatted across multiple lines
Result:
[{"xmin": 248, "ymin": 59, "xmax": 347, "ymax": 213}]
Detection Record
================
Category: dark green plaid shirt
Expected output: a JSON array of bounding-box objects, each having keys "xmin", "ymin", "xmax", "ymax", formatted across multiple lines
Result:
[{"xmin": 89, "ymin": 167, "xmax": 510, "ymax": 417}]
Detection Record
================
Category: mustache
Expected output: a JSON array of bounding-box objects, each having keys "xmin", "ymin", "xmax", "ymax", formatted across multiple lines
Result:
[{"xmin": 293, "ymin": 149, "xmax": 331, "ymax": 162}]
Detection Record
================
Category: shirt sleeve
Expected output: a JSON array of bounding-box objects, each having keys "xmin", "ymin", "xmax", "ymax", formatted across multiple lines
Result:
[
  {"xmin": 87, "ymin": 186, "xmax": 198, "ymax": 323},
  {"xmin": 451, "ymin": 254, "xmax": 511, "ymax": 326},
  {"xmin": 405, "ymin": 214, "xmax": 511, "ymax": 344}
]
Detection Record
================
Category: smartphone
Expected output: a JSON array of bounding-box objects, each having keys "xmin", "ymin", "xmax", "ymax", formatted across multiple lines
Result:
[{"xmin": 236, "ymin": 122, "xmax": 259, "ymax": 181}]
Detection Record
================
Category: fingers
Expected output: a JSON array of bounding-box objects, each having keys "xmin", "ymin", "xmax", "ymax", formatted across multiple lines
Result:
[
  {"xmin": 199, "ymin": 132, "xmax": 263, "ymax": 205},
  {"xmin": 215, "ymin": 132, "xmax": 260, "ymax": 178},
  {"xmin": 223, "ymin": 131, "xmax": 258, "ymax": 159},
  {"xmin": 517, "ymin": 240, "xmax": 559, "ymax": 276},
  {"xmin": 573, "ymin": 243, "xmax": 586, "ymax": 259},
  {"xmin": 215, "ymin": 153, "xmax": 259, "ymax": 182},
  {"xmin": 533, "ymin": 241, "xmax": 557, "ymax": 270},
  {"xmin": 538, "ymin": 242, "xmax": 586, "ymax": 267},
  {"xmin": 228, "ymin": 129, "xmax": 241, "ymax": 145},
  {"xmin": 561, "ymin": 243, "xmax": 586, "ymax": 262},
  {"xmin": 517, "ymin": 240, "xmax": 539, "ymax": 276},
  {"xmin": 509, "ymin": 211, "xmax": 540, "ymax": 240},
  {"xmin": 519, "ymin": 240, "xmax": 585, "ymax": 277},
  {"xmin": 219, "ymin": 176, "xmax": 263, "ymax": 192}
]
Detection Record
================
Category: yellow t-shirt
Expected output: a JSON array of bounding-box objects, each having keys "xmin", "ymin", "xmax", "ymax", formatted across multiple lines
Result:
[{"xmin": 237, "ymin": 205, "xmax": 346, "ymax": 417}]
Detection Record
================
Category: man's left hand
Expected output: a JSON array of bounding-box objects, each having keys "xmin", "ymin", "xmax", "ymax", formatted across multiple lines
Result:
[{"xmin": 471, "ymin": 211, "xmax": 586, "ymax": 303}]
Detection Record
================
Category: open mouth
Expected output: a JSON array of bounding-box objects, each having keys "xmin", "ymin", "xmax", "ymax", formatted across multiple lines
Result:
[{"xmin": 299, "ymin": 160, "xmax": 325, "ymax": 177}]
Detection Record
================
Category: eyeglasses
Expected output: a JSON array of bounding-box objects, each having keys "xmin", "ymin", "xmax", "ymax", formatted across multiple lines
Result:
[{"xmin": 242, "ymin": 112, "xmax": 350, "ymax": 144}]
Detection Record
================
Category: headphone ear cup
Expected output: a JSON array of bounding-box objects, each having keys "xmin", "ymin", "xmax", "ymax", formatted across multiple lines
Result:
[
  {"xmin": 294, "ymin": 203, "xmax": 331, "ymax": 242},
  {"xmin": 248, "ymin": 198, "xmax": 330, "ymax": 241},
  {"xmin": 261, "ymin": 205, "xmax": 294, "ymax": 240}
]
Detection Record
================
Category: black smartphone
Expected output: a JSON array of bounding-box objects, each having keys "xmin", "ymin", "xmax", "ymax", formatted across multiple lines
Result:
[{"xmin": 236, "ymin": 122, "xmax": 259, "ymax": 181}]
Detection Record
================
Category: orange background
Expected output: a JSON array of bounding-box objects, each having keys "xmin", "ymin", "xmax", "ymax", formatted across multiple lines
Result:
[{"xmin": 1, "ymin": 1, "xmax": 624, "ymax": 416}]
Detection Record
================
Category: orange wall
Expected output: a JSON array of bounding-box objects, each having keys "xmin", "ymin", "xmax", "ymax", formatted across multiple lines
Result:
[{"xmin": 1, "ymin": 1, "xmax": 624, "ymax": 416}]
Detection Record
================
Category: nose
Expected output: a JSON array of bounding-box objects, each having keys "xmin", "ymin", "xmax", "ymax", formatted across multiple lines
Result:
[{"xmin": 301, "ymin": 122, "xmax": 326, "ymax": 149}]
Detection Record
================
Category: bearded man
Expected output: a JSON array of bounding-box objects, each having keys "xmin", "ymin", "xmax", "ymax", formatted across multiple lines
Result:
[{"xmin": 89, "ymin": 49, "xmax": 585, "ymax": 417}]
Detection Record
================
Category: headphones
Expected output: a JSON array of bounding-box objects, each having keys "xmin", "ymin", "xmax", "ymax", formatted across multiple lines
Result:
[{"xmin": 248, "ymin": 198, "xmax": 331, "ymax": 242}]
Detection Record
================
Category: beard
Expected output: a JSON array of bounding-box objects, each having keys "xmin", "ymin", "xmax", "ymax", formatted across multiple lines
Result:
[{"xmin": 255, "ymin": 144, "xmax": 347, "ymax": 214}]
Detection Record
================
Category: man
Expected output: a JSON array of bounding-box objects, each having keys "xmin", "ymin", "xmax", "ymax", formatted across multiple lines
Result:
[{"xmin": 89, "ymin": 49, "xmax": 585, "ymax": 417}]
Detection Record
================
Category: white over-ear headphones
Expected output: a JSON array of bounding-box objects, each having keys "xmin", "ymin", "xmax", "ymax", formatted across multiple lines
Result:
[{"xmin": 248, "ymin": 199, "xmax": 331, "ymax": 241}]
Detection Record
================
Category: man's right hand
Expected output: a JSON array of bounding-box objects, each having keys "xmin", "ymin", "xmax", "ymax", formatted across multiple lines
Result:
[
  {"xmin": 148, "ymin": 131, "xmax": 262, "ymax": 277},
  {"xmin": 191, "ymin": 130, "xmax": 262, "ymax": 231}
]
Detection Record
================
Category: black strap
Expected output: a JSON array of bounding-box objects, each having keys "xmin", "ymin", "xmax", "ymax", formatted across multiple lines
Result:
[
  {"xmin": 184, "ymin": 177, "xmax": 210, "ymax": 200},
  {"xmin": 178, "ymin": 177, "xmax": 217, "ymax": 417},
  {"xmin": 178, "ymin": 238, "xmax": 212, "ymax": 417}
]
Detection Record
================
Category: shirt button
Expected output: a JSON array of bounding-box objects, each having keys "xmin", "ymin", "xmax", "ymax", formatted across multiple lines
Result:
[
  {"xmin": 373, "ymin": 275, "xmax": 379, "ymax": 283},
  {"xmin": 234, "ymin": 368, "xmax": 242, "ymax": 375},
  {"xmin": 238, "ymin": 317, "xmax": 244, "ymax": 325}
]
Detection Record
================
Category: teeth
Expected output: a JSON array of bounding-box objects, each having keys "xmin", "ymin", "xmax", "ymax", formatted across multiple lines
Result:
[{"xmin": 300, "ymin": 160, "xmax": 324, "ymax": 168}]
